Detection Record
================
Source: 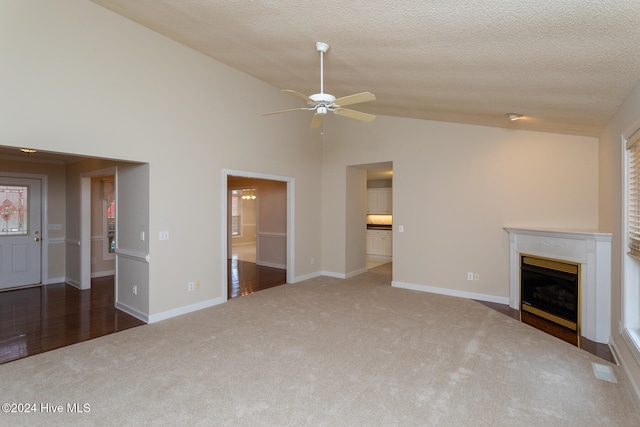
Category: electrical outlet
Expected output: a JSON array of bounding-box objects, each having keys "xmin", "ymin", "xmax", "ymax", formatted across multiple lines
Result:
[
  {"xmin": 91, "ymin": 257, "xmax": 96, "ymax": 264},
  {"xmin": 188, "ymin": 281, "xmax": 194, "ymax": 291},
  {"xmin": 310, "ymin": 257, "xmax": 315, "ymax": 265},
  {"xmin": 195, "ymin": 280, "xmax": 200, "ymax": 289},
  {"xmin": 159, "ymin": 230, "xmax": 169, "ymax": 240},
  {"xmin": 474, "ymin": 273, "xmax": 480, "ymax": 281},
  {"xmin": 467, "ymin": 272, "xmax": 474, "ymax": 281},
  {"xmin": 133, "ymin": 285, "xmax": 137, "ymax": 295}
]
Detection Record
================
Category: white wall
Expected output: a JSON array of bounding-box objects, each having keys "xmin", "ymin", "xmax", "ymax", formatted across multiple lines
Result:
[
  {"xmin": 1, "ymin": 0, "xmax": 323, "ymax": 318},
  {"xmin": 323, "ymin": 115, "xmax": 599, "ymax": 301},
  {"xmin": 599, "ymin": 80, "xmax": 640, "ymax": 399}
]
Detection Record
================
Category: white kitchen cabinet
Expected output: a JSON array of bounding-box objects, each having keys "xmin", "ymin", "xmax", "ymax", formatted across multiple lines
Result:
[
  {"xmin": 367, "ymin": 188, "xmax": 392, "ymax": 214},
  {"xmin": 366, "ymin": 229, "xmax": 392, "ymax": 257}
]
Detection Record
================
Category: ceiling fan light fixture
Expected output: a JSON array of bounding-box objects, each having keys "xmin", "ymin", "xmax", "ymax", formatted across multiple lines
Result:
[
  {"xmin": 20, "ymin": 148, "xmax": 37, "ymax": 154},
  {"xmin": 506, "ymin": 113, "xmax": 523, "ymax": 121},
  {"xmin": 263, "ymin": 42, "xmax": 376, "ymax": 128}
]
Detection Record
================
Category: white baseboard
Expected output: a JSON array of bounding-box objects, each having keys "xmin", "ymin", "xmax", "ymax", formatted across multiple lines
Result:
[
  {"xmin": 391, "ymin": 280, "xmax": 510, "ymax": 305},
  {"xmin": 292, "ymin": 271, "xmax": 322, "ymax": 282},
  {"xmin": 346, "ymin": 267, "xmax": 368, "ymax": 278},
  {"xmin": 91, "ymin": 270, "xmax": 115, "ymax": 278},
  {"xmin": 231, "ymin": 241, "xmax": 256, "ymax": 246},
  {"xmin": 609, "ymin": 338, "xmax": 640, "ymax": 411},
  {"xmin": 256, "ymin": 261, "xmax": 286, "ymax": 269},
  {"xmin": 147, "ymin": 296, "xmax": 226, "ymax": 324},
  {"xmin": 321, "ymin": 270, "xmax": 347, "ymax": 279},
  {"xmin": 65, "ymin": 278, "xmax": 81, "ymax": 289},
  {"xmin": 116, "ymin": 301, "xmax": 149, "ymax": 323},
  {"xmin": 44, "ymin": 276, "xmax": 65, "ymax": 285}
]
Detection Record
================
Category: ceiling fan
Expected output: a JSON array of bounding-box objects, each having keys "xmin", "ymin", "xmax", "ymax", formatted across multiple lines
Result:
[{"xmin": 264, "ymin": 42, "xmax": 376, "ymax": 129}]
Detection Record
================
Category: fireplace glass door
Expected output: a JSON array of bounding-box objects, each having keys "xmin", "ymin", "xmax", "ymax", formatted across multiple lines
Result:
[{"xmin": 520, "ymin": 256, "xmax": 579, "ymax": 331}]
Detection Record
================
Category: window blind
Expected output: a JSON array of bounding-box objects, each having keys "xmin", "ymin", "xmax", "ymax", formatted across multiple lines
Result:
[{"xmin": 627, "ymin": 128, "xmax": 640, "ymax": 258}]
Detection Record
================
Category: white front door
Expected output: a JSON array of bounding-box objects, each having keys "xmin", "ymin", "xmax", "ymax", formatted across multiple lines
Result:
[{"xmin": 0, "ymin": 177, "xmax": 42, "ymax": 289}]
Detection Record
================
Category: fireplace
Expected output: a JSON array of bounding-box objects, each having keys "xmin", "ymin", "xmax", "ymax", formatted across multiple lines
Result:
[
  {"xmin": 520, "ymin": 255, "xmax": 580, "ymax": 346},
  {"xmin": 504, "ymin": 227, "xmax": 612, "ymax": 345}
]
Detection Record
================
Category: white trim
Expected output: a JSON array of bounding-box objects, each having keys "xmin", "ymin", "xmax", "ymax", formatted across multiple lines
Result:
[
  {"xmin": 610, "ymin": 336, "xmax": 640, "ymax": 409},
  {"xmin": 91, "ymin": 270, "xmax": 115, "ymax": 278},
  {"xmin": 291, "ymin": 271, "xmax": 322, "ymax": 282},
  {"xmin": 623, "ymin": 328, "xmax": 640, "ymax": 365},
  {"xmin": 115, "ymin": 248, "xmax": 150, "ymax": 263},
  {"xmin": 65, "ymin": 278, "xmax": 81, "ymax": 289},
  {"xmin": 391, "ymin": 280, "xmax": 510, "ymax": 305},
  {"xmin": 322, "ymin": 271, "xmax": 348, "ymax": 279},
  {"xmin": 116, "ymin": 300, "xmax": 149, "ymax": 323},
  {"xmin": 256, "ymin": 260, "xmax": 286, "ymax": 269},
  {"xmin": 44, "ymin": 276, "xmax": 65, "ymax": 285},
  {"xmin": 147, "ymin": 297, "xmax": 226, "ymax": 324},
  {"xmin": 320, "ymin": 268, "xmax": 369, "ymax": 279},
  {"xmin": 232, "ymin": 241, "xmax": 256, "ymax": 246},
  {"xmin": 346, "ymin": 267, "xmax": 368, "ymax": 278}
]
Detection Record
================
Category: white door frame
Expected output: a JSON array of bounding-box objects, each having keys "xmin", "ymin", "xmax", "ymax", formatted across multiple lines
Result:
[
  {"xmin": 80, "ymin": 166, "xmax": 116, "ymax": 290},
  {"xmin": 222, "ymin": 169, "xmax": 295, "ymax": 301},
  {"xmin": 0, "ymin": 172, "xmax": 48, "ymax": 286}
]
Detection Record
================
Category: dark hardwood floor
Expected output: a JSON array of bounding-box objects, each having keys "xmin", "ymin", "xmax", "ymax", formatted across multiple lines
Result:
[
  {"xmin": 0, "ymin": 276, "xmax": 145, "ymax": 365},
  {"xmin": 227, "ymin": 258, "xmax": 287, "ymax": 298},
  {"xmin": 476, "ymin": 300, "xmax": 615, "ymax": 363}
]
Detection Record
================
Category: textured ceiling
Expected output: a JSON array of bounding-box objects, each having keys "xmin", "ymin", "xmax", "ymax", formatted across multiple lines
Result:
[{"xmin": 88, "ymin": 0, "xmax": 640, "ymax": 137}]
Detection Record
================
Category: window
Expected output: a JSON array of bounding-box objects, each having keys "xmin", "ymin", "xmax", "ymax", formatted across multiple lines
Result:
[
  {"xmin": 103, "ymin": 177, "xmax": 115, "ymax": 256},
  {"xmin": 627, "ymin": 129, "xmax": 640, "ymax": 258},
  {"xmin": 0, "ymin": 185, "xmax": 28, "ymax": 236},
  {"xmin": 624, "ymin": 127, "xmax": 640, "ymax": 362},
  {"xmin": 231, "ymin": 190, "xmax": 241, "ymax": 236}
]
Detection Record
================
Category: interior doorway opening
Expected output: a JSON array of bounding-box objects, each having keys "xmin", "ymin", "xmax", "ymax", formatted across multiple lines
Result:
[
  {"xmin": 223, "ymin": 170, "xmax": 294, "ymax": 300},
  {"xmin": 348, "ymin": 161, "xmax": 393, "ymax": 275}
]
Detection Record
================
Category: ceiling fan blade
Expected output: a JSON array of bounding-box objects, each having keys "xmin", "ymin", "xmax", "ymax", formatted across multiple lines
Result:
[
  {"xmin": 282, "ymin": 89, "xmax": 314, "ymax": 103},
  {"xmin": 334, "ymin": 108, "xmax": 376, "ymax": 123},
  {"xmin": 310, "ymin": 113, "xmax": 323, "ymax": 129},
  {"xmin": 263, "ymin": 107, "xmax": 311, "ymax": 116},
  {"xmin": 333, "ymin": 92, "xmax": 376, "ymax": 107}
]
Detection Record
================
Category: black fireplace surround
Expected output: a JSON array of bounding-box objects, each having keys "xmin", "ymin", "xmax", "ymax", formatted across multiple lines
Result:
[{"xmin": 520, "ymin": 255, "xmax": 579, "ymax": 332}]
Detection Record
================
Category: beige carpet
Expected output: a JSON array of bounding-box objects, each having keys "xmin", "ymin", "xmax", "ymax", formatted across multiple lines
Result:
[{"xmin": 1, "ymin": 264, "xmax": 638, "ymax": 426}]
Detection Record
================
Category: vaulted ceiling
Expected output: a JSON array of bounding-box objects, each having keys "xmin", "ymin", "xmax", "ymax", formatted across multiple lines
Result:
[{"xmin": 85, "ymin": 1, "xmax": 640, "ymax": 137}]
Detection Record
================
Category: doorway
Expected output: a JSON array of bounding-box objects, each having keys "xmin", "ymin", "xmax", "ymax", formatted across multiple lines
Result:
[
  {"xmin": 80, "ymin": 167, "xmax": 116, "ymax": 290},
  {"xmin": 348, "ymin": 161, "xmax": 393, "ymax": 273},
  {"xmin": 223, "ymin": 170, "xmax": 294, "ymax": 300},
  {"xmin": 0, "ymin": 175, "xmax": 43, "ymax": 290}
]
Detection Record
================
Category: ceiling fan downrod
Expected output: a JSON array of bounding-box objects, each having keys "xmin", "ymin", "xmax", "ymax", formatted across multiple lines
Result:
[{"xmin": 316, "ymin": 42, "xmax": 329, "ymax": 95}]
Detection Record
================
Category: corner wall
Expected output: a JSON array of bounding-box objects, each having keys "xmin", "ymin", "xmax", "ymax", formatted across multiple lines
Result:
[{"xmin": 599, "ymin": 80, "xmax": 640, "ymax": 399}]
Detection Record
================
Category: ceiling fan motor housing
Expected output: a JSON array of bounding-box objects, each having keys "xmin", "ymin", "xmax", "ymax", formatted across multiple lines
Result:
[{"xmin": 310, "ymin": 93, "xmax": 336, "ymax": 104}]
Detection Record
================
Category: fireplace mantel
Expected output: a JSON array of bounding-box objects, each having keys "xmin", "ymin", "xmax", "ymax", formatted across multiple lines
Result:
[{"xmin": 504, "ymin": 227, "xmax": 612, "ymax": 344}]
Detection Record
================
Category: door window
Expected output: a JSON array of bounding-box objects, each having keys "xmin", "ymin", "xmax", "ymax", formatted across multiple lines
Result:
[{"xmin": 0, "ymin": 184, "xmax": 28, "ymax": 236}]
